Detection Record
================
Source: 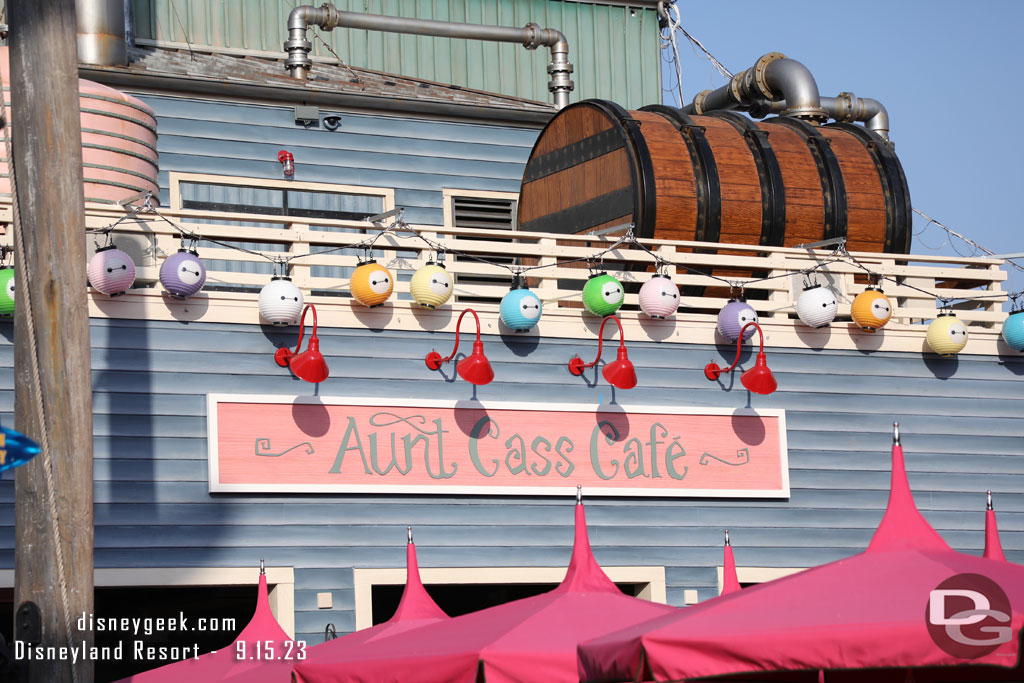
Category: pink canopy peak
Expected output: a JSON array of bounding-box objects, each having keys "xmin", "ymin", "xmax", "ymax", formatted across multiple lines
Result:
[
  {"xmin": 235, "ymin": 570, "xmax": 289, "ymax": 643},
  {"xmin": 552, "ymin": 500, "xmax": 619, "ymax": 594},
  {"xmin": 866, "ymin": 424, "xmax": 950, "ymax": 553},
  {"xmin": 721, "ymin": 531, "xmax": 741, "ymax": 596},
  {"xmin": 984, "ymin": 491, "xmax": 1007, "ymax": 562},
  {"xmin": 389, "ymin": 534, "xmax": 448, "ymax": 622}
]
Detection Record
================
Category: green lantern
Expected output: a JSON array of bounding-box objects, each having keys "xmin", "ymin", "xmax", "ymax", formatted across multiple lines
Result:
[
  {"xmin": 582, "ymin": 272, "xmax": 624, "ymax": 316},
  {"xmin": 0, "ymin": 267, "xmax": 14, "ymax": 317}
]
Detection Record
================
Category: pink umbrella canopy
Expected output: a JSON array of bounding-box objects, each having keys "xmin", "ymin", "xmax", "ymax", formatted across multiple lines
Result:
[
  {"xmin": 579, "ymin": 424, "xmax": 1024, "ymax": 682},
  {"xmin": 117, "ymin": 564, "xmax": 292, "ymax": 682},
  {"xmin": 721, "ymin": 530, "xmax": 741, "ymax": 596},
  {"xmin": 984, "ymin": 491, "xmax": 1007, "ymax": 562},
  {"xmin": 294, "ymin": 493, "xmax": 679, "ymax": 683}
]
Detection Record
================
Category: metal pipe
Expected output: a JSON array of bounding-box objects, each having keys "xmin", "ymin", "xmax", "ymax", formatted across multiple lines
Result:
[
  {"xmin": 76, "ymin": 0, "xmax": 127, "ymax": 65},
  {"xmin": 685, "ymin": 53, "xmax": 825, "ymax": 122},
  {"xmin": 748, "ymin": 93, "xmax": 890, "ymax": 141},
  {"xmin": 284, "ymin": 4, "xmax": 573, "ymax": 108}
]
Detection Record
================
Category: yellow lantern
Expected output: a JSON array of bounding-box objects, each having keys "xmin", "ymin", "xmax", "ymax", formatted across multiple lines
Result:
[
  {"xmin": 850, "ymin": 287, "xmax": 892, "ymax": 332},
  {"xmin": 926, "ymin": 312, "xmax": 968, "ymax": 357},
  {"xmin": 350, "ymin": 260, "xmax": 394, "ymax": 307},
  {"xmin": 409, "ymin": 262, "xmax": 453, "ymax": 309}
]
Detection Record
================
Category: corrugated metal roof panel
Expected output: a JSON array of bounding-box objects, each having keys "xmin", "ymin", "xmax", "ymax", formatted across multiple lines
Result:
[{"xmin": 129, "ymin": 0, "xmax": 661, "ymax": 108}]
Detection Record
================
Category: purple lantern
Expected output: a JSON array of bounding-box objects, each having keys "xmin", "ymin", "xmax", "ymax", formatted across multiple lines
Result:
[
  {"xmin": 88, "ymin": 244, "xmax": 136, "ymax": 296},
  {"xmin": 716, "ymin": 300, "xmax": 759, "ymax": 342},
  {"xmin": 160, "ymin": 248, "xmax": 207, "ymax": 299}
]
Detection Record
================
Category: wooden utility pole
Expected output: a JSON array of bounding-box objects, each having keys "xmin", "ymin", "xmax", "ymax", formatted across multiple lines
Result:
[{"xmin": 8, "ymin": 0, "xmax": 95, "ymax": 681}]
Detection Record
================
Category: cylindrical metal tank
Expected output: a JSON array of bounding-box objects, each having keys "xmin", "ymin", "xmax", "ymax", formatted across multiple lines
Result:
[
  {"xmin": 518, "ymin": 99, "xmax": 910, "ymax": 255},
  {"xmin": 0, "ymin": 46, "xmax": 158, "ymax": 205}
]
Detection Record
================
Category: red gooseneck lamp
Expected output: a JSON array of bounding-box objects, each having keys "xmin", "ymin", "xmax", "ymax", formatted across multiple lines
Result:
[
  {"xmin": 274, "ymin": 304, "xmax": 329, "ymax": 383},
  {"xmin": 425, "ymin": 308, "xmax": 494, "ymax": 385},
  {"xmin": 703, "ymin": 321, "xmax": 777, "ymax": 395},
  {"xmin": 568, "ymin": 315, "xmax": 637, "ymax": 390}
]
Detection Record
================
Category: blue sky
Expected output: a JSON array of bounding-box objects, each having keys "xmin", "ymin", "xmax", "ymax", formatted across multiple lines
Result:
[{"xmin": 659, "ymin": 0, "xmax": 1024, "ymax": 299}]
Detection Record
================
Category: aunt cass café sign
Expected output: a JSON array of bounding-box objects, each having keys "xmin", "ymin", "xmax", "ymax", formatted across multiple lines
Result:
[{"xmin": 207, "ymin": 395, "xmax": 789, "ymax": 497}]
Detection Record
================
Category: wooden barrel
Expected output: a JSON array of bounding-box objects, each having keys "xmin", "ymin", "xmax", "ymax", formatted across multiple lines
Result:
[{"xmin": 518, "ymin": 99, "xmax": 911, "ymax": 263}]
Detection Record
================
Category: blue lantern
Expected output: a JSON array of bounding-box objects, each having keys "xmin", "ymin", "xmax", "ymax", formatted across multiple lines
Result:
[
  {"xmin": 1002, "ymin": 310, "xmax": 1024, "ymax": 352},
  {"xmin": 0, "ymin": 423, "xmax": 41, "ymax": 473},
  {"xmin": 500, "ymin": 278, "xmax": 543, "ymax": 332}
]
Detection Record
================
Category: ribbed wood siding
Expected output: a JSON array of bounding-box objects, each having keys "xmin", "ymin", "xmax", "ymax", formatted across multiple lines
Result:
[
  {"xmin": 0, "ymin": 318, "xmax": 1020, "ymax": 644},
  {"xmin": 139, "ymin": 94, "xmax": 540, "ymax": 225}
]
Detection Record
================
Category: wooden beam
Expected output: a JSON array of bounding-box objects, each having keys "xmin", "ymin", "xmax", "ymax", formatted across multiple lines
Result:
[{"xmin": 8, "ymin": 0, "xmax": 95, "ymax": 681}]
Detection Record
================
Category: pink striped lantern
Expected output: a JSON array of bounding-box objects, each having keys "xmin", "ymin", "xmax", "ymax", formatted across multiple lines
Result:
[
  {"xmin": 638, "ymin": 274, "xmax": 680, "ymax": 319},
  {"xmin": 88, "ymin": 244, "xmax": 136, "ymax": 296}
]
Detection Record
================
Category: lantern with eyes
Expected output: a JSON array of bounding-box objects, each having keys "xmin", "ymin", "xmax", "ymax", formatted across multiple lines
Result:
[
  {"xmin": 717, "ymin": 299, "xmax": 759, "ymax": 342},
  {"xmin": 926, "ymin": 312, "xmax": 969, "ymax": 357},
  {"xmin": 582, "ymin": 272, "xmax": 624, "ymax": 317},
  {"xmin": 639, "ymin": 274, "xmax": 679, "ymax": 319},
  {"xmin": 796, "ymin": 283, "xmax": 838, "ymax": 328},
  {"xmin": 1002, "ymin": 310, "xmax": 1024, "ymax": 352},
  {"xmin": 160, "ymin": 248, "xmax": 207, "ymax": 299},
  {"xmin": 500, "ymin": 276, "xmax": 543, "ymax": 332},
  {"xmin": 0, "ymin": 267, "xmax": 14, "ymax": 317},
  {"xmin": 350, "ymin": 260, "xmax": 394, "ymax": 307},
  {"xmin": 409, "ymin": 261, "xmax": 453, "ymax": 309},
  {"xmin": 851, "ymin": 287, "xmax": 892, "ymax": 332},
  {"xmin": 88, "ymin": 244, "xmax": 136, "ymax": 296},
  {"xmin": 258, "ymin": 276, "xmax": 303, "ymax": 325}
]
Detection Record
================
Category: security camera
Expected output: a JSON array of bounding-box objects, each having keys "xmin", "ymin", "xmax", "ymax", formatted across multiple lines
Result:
[{"xmin": 322, "ymin": 115, "xmax": 342, "ymax": 131}]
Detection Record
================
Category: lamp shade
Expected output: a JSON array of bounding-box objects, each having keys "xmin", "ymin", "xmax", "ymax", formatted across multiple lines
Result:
[
  {"xmin": 456, "ymin": 340, "xmax": 494, "ymax": 385},
  {"xmin": 159, "ymin": 248, "xmax": 207, "ymax": 299},
  {"xmin": 717, "ymin": 300, "xmax": 758, "ymax": 342},
  {"xmin": 0, "ymin": 267, "xmax": 14, "ymax": 317},
  {"xmin": 88, "ymin": 245, "xmax": 136, "ymax": 296},
  {"xmin": 350, "ymin": 260, "xmax": 394, "ymax": 307},
  {"xmin": 850, "ymin": 287, "xmax": 892, "ymax": 332},
  {"xmin": 409, "ymin": 262, "xmax": 453, "ymax": 309},
  {"xmin": 258, "ymin": 276, "xmax": 303, "ymax": 325},
  {"xmin": 1002, "ymin": 310, "xmax": 1024, "ymax": 351},
  {"xmin": 926, "ymin": 312, "xmax": 968, "ymax": 357},
  {"xmin": 582, "ymin": 272, "xmax": 624, "ymax": 316},
  {"xmin": 602, "ymin": 344, "xmax": 637, "ymax": 390},
  {"xmin": 638, "ymin": 275, "xmax": 679, "ymax": 319},
  {"xmin": 287, "ymin": 336, "xmax": 329, "ymax": 383},
  {"xmin": 499, "ymin": 286, "xmax": 543, "ymax": 332},
  {"xmin": 795, "ymin": 283, "xmax": 837, "ymax": 328},
  {"xmin": 741, "ymin": 350, "xmax": 778, "ymax": 394}
]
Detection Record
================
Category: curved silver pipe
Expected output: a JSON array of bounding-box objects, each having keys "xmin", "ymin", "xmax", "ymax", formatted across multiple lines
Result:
[
  {"xmin": 748, "ymin": 93, "xmax": 890, "ymax": 141},
  {"xmin": 685, "ymin": 53, "xmax": 826, "ymax": 122},
  {"xmin": 285, "ymin": 4, "xmax": 573, "ymax": 108}
]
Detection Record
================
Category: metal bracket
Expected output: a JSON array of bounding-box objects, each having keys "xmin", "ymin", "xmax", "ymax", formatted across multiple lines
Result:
[{"xmin": 795, "ymin": 237, "xmax": 846, "ymax": 250}]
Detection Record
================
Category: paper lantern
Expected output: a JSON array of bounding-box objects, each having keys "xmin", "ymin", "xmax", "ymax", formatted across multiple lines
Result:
[
  {"xmin": 409, "ymin": 262, "xmax": 452, "ymax": 309},
  {"xmin": 0, "ymin": 267, "xmax": 14, "ymax": 317},
  {"xmin": 350, "ymin": 260, "xmax": 393, "ymax": 307},
  {"xmin": 500, "ymin": 286, "xmax": 543, "ymax": 332},
  {"xmin": 88, "ymin": 244, "xmax": 136, "ymax": 296},
  {"xmin": 850, "ymin": 287, "xmax": 892, "ymax": 332},
  {"xmin": 258, "ymin": 276, "xmax": 303, "ymax": 325},
  {"xmin": 926, "ymin": 312, "xmax": 968, "ymax": 357},
  {"xmin": 638, "ymin": 275, "xmax": 679, "ymax": 319},
  {"xmin": 1002, "ymin": 311, "xmax": 1024, "ymax": 352},
  {"xmin": 159, "ymin": 248, "xmax": 206, "ymax": 299},
  {"xmin": 581, "ymin": 272, "xmax": 624, "ymax": 316},
  {"xmin": 717, "ymin": 300, "xmax": 759, "ymax": 342},
  {"xmin": 795, "ymin": 284, "xmax": 838, "ymax": 328}
]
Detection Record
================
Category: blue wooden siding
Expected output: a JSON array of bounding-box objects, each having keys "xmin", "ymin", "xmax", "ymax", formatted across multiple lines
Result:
[
  {"xmin": 0, "ymin": 317, "xmax": 1021, "ymax": 643},
  {"xmin": 141, "ymin": 94, "xmax": 540, "ymax": 225}
]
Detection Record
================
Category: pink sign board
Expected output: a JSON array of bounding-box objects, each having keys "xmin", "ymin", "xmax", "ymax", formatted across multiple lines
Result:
[{"xmin": 207, "ymin": 395, "xmax": 789, "ymax": 497}]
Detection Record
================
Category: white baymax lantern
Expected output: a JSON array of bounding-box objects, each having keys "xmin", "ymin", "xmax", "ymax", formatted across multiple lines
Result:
[
  {"xmin": 88, "ymin": 244, "xmax": 136, "ymax": 296},
  {"xmin": 796, "ymin": 284, "xmax": 838, "ymax": 328},
  {"xmin": 639, "ymin": 275, "xmax": 680, "ymax": 319},
  {"xmin": 259, "ymin": 276, "xmax": 303, "ymax": 325}
]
